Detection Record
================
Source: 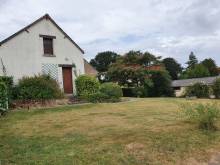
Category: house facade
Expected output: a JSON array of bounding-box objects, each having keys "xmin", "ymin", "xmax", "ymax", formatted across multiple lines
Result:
[
  {"xmin": 0, "ymin": 14, "xmax": 85, "ymax": 94},
  {"xmin": 172, "ymin": 76, "xmax": 220, "ymax": 97}
]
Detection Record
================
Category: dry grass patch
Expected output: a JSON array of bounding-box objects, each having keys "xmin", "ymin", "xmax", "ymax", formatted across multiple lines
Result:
[{"xmin": 1, "ymin": 98, "xmax": 220, "ymax": 165}]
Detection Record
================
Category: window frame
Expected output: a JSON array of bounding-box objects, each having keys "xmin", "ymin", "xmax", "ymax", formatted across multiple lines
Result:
[{"xmin": 39, "ymin": 34, "xmax": 56, "ymax": 57}]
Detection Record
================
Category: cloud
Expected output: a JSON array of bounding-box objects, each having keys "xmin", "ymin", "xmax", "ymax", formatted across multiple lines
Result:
[{"xmin": 0, "ymin": 0, "xmax": 220, "ymax": 65}]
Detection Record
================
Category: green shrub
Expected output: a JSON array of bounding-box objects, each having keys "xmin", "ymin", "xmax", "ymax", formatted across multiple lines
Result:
[
  {"xmin": 213, "ymin": 78, "xmax": 220, "ymax": 99},
  {"xmin": 132, "ymin": 86, "xmax": 148, "ymax": 98},
  {"xmin": 180, "ymin": 103, "xmax": 220, "ymax": 130},
  {"xmin": 99, "ymin": 82, "xmax": 123, "ymax": 102},
  {"xmin": 87, "ymin": 92, "xmax": 108, "ymax": 103},
  {"xmin": 16, "ymin": 75, "xmax": 63, "ymax": 100},
  {"xmin": 85, "ymin": 83, "xmax": 122, "ymax": 103},
  {"xmin": 185, "ymin": 83, "xmax": 210, "ymax": 98},
  {"xmin": 0, "ymin": 76, "xmax": 13, "ymax": 104},
  {"xmin": 0, "ymin": 76, "xmax": 13, "ymax": 88},
  {"xmin": 147, "ymin": 71, "xmax": 174, "ymax": 97},
  {"xmin": 75, "ymin": 75, "xmax": 100, "ymax": 98},
  {"xmin": 0, "ymin": 82, "xmax": 8, "ymax": 115}
]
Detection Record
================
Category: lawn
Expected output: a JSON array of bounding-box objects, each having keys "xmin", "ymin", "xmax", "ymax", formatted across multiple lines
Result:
[{"xmin": 1, "ymin": 98, "xmax": 220, "ymax": 165}]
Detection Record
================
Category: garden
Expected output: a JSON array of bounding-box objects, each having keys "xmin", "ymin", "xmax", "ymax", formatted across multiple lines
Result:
[
  {"xmin": 1, "ymin": 50, "xmax": 220, "ymax": 164},
  {"xmin": 1, "ymin": 98, "xmax": 220, "ymax": 164},
  {"xmin": 1, "ymin": 74, "xmax": 220, "ymax": 165}
]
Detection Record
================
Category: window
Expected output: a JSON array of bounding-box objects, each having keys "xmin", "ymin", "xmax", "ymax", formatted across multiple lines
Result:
[
  {"xmin": 174, "ymin": 87, "xmax": 181, "ymax": 90},
  {"xmin": 43, "ymin": 38, "xmax": 53, "ymax": 55}
]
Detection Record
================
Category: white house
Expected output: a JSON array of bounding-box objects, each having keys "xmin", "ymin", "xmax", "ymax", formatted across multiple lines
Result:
[{"xmin": 0, "ymin": 14, "xmax": 85, "ymax": 94}]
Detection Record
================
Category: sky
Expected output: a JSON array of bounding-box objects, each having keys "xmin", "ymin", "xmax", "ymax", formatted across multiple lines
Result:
[{"xmin": 0, "ymin": 0, "xmax": 220, "ymax": 66}]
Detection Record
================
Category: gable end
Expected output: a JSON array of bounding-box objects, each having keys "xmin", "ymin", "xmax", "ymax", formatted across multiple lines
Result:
[{"xmin": 0, "ymin": 14, "xmax": 84, "ymax": 54}]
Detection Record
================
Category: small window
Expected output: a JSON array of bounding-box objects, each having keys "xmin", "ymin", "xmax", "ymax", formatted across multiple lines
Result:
[
  {"xmin": 43, "ymin": 38, "xmax": 53, "ymax": 55},
  {"xmin": 174, "ymin": 87, "xmax": 181, "ymax": 90}
]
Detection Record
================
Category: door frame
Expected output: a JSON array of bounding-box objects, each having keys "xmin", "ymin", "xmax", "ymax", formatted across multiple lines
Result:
[{"xmin": 61, "ymin": 66, "xmax": 73, "ymax": 94}]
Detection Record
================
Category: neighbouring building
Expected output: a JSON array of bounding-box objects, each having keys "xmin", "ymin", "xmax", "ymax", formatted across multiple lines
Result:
[
  {"xmin": 0, "ymin": 14, "xmax": 85, "ymax": 94},
  {"xmin": 172, "ymin": 76, "xmax": 220, "ymax": 97},
  {"xmin": 84, "ymin": 59, "xmax": 98, "ymax": 77}
]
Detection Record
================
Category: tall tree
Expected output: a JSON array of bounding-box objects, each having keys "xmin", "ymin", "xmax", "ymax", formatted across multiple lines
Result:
[
  {"xmin": 141, "ymin": 52, "xmax": 157, "ymax": 66},
  {"xmin": 122, "ymin": 51, "xmax": 142, "ymax": 65},
  {"xmin": 201, "ymin": 58, "xmax": 218, "ymax": 76},
  {"xmin": 186, "ymin": 52, "xmax": 198, "ymax": 69},
  {"xmin": 185, "ymin": 64, "xmax": 210, "ymax": 78},
  {"xmin": 162, "ymin": 57, "xmax": 182, "ymax": 80},
  {"xmin": 90, "ymin": 51, "xmax": 120, "ymax": 72}
]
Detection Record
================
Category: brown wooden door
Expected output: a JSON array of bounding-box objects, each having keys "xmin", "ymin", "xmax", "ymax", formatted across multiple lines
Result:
[{"xmin": 62, "ymin": 67, "xmax": 73, "ymax": 94}]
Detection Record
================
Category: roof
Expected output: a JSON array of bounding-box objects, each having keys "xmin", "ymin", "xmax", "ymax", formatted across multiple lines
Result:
[
  {"xmin": 171, "ymin": 76, "xmax": 220, "ymax": 87},
  {"xmin": 0, "ymin": 14, "xmax": 84, "ymax": 54},
  {"xmin": 84, "ymin": 59, "xmax": 98, "ymax": 76}
]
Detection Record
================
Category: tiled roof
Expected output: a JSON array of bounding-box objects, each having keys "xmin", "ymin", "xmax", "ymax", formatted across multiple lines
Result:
[
  {"xmin": 171, "ymin": 76, "xmax": 220, "ymax": 87},
  {"xmin": 84, "ymin": 59, "xmax": 98, "ymax": 76}
]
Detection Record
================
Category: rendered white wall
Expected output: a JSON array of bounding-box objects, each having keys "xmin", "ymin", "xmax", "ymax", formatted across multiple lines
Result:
[{"xmin": 0, "ymin": 18, "xmax": 84, "ymax": 93}]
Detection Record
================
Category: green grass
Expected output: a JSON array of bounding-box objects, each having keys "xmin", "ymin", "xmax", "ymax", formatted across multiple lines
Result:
[{"xmin": 1, "ymin": 98, "xmax": 220, "ymax": 165}]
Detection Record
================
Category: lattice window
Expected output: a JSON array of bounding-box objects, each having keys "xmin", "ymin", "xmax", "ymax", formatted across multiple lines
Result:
[{"xmin": 42, "ymin": 63, "xmax": 58, "ymax": 80}]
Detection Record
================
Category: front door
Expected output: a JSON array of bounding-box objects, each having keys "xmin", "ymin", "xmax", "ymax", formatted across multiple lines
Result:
[{"xmin": 62, "ymin": 67, "xmax": 73, "ymax": 94}]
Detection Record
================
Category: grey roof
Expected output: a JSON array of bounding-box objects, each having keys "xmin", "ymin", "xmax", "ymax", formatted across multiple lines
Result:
[{"xmin": 171, "ymin": 76, "xmax": 220, "ymax": 87}]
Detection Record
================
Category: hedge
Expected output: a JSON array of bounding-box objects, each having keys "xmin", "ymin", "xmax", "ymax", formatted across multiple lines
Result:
[
  {"xmin": 213, "ymin": 78, "xmax": 220, "ymax": 99},
  {"xmin": 0, "ymin": 76, "xmax": 13, "ymax": 104},
  {"xmin": 75, "ymin": 75, "xmax": 100, "ymax": 98},
  {"xmin": 185, "ymin": 83, "xmax": 210, "ymax": 98},
  {"xmin": 99, "ymin": 82, "xmax": 122, "ymax": 102},
  {"xmin": 15, "ymin": 75, "xmax": 63, "ymax": 100},
  {"xmin": 0, "ymin": 82, "xmax": 8, "ymax": 111}
]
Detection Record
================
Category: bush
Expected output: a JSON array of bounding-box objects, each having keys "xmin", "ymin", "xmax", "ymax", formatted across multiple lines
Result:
[
  {"xmin": 132, "ymin": 87, "xmax": 148, "ymax": 98},
  {"xmin": 213, "ymin": 78, "xmax": 220, "ymax": 99},
  {"xmin": 87, "ymin": 92, "xmax": 108, "ymax": 103},
  {"xmin": 16, "ymin": 75, "xmax": 63, "ymax": 100},
  {"xmin": 75, "ymin": 75, "xmax": 100, "ymax": 98},
  {"xmin": 99, "ymin": 83, "xmax": 123, "ymax": 102},
  {"xmin": 185, "ymin": 83, "xmax": 210, "ymax": 98},
  {"xmin": 0, "ymin": 82, "xmax": 8, "ymax": 115},
  {"xmin": 148, "ymin": 71, "xmax": 174, "ymax": 97},
  {"xmin": 180, "ymin": 103, "xmax": 220, "ymax": 130},
  {"xmin": 85, "ymin": 83, "xmax": 122, "ymax": 103},
  {"xmin": 0, "ymin": 76, "xmax": 13, "ymax": 104},
  {"xmin": 0, "ymin": 76, "xmax": 13, "ymax": 88}
]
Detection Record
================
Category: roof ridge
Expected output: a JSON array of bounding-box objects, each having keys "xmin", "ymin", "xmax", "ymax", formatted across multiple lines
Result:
[{"xmin": 0, "ymin": 14, "xmax": 84, "ymax": 54}]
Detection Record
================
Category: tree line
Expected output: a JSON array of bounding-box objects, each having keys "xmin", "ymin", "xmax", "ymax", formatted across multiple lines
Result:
[{"xmin": 90, "ymin": 51, "xmax": 219, "ymax": 81}]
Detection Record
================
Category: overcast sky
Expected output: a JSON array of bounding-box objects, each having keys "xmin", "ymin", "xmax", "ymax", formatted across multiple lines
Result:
[{"xmin": 0, "ymin": 0, "xmax": 220, "ymax": 66}]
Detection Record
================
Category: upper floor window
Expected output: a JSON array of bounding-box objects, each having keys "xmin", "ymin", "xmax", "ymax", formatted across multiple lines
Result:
[
  {"xmin": 39, "ymin": 35, "xmax": 56, "ymax": 56},
  {"xmin": 43, "ymin": 38, "xmax": 53, "ymax": 55}
]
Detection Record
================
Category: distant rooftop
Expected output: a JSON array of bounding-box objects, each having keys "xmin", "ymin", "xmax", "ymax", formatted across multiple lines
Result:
[
  {"xmin": 171, "ymin": 76, "xmax": 220, "ymax": 87},
  {"xmin": 84, "ymin": 59, "xmax": 98, "ymax": 76}
]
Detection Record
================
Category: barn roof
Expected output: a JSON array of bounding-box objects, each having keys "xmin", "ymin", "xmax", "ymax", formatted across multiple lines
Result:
[
  {"xmin": 0, "ymin": 14, "xmax": 84, "ymax": 54},
  {"xmin": 171, "ymin": 76, "xmax": 220, "ymax": 87}
]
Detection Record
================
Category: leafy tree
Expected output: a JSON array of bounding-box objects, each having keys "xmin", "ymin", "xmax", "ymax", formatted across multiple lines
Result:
[
  {"xmin": 181, "ymin": 64, "xmax": 210, "ymax": 79},
  {"xmin": 106, "ymin": 50, "xmax": 173, "ymax": 97},
  {"xmin": 122, "ymin": 50, "xmax": 142, "ymax": 64},
  {"xmin": 162, "ymin": 58, "xmax": 182, "ymax": 80},
  {"xmin": 201, "ymin": 58, "xmax": 218, "ymax": 76},
  {"xmin": 186, "ymin": 52, "xmax": 198, "ymax": 69},
  {"xmin": 187, "ymin": 64, "xmax": 210, "ymax": 78},
  {"xmin": 141, "ymin": 52, "xmax": 159, "ymax": 66},
  {"xmin": 148, "ymin": 70, "xmax": 174, "ymax": 97},
  {"xmin": 90, "ymin": 51, "xmax": 120, "ymax": 72},
  {"xmin": 108, "ymin": 64, "xmax": 147, "ymax": 87}
]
